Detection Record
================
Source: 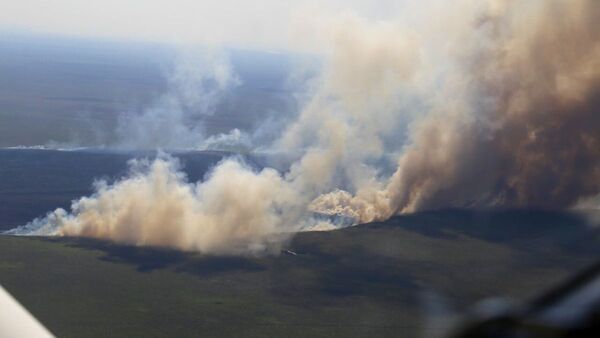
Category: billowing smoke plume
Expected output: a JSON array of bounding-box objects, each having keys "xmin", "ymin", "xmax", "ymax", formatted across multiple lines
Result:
[
  {"xmin": 9, "ymin": 0, "xmax": 600, "ymax": 254},
  {"xmin": 313, "ymin": 0, "xmax": 600, "ymax": 221},
  {"xmin": 8, "ymin": 12, "xmax": 417, "ymax": 254},
  {"xmin": 8, "ymin": 155, "xmax": 304, "ymax": 255}
]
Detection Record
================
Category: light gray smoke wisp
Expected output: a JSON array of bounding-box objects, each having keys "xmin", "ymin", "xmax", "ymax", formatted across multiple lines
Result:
[
  {"xmin": 8, "ymin": 13, "xmax": 421, "ymax": 254},
  {"xmin": 9, "ymin": 0, "xmax": 600, "ymax": 255},
  {"xmin": 115, "ymin": 47, "xmax": 240, "ymax": 150}
]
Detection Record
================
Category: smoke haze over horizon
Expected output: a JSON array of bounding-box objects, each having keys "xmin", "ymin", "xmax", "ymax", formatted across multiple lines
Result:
[{"xmin": 6, "ymin": 0, "xmax": 600, "ymax": 255}]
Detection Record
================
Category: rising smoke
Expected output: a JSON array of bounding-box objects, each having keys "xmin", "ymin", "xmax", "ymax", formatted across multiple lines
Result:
[
  {"xmin": 313, "ymin": 0, "xmax": 600, "ymax": 221},
  {"xmin": 8, "ymin": 155, "xmax": 305, "ymax": 255},
  {"xmin": 9, "ymin": 0, "xmax": 600, "ymax": 255},
  {"xmin": 114, "ymin": 47, "xmax": 240, "ymax": 150}
]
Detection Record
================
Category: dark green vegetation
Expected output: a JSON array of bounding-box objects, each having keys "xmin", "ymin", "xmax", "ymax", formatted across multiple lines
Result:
[
  {"xmin": 1, "ymin": 209, "xmax": 599, "ymax": 337},
  {"xmin": 1, "ymin": 151, "xmax": 599, "ymax": 337}
]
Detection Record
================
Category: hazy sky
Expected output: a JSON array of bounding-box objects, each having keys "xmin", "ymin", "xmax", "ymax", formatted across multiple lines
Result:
[{"xmin": 0, "ymin": 0, "xmax": 413, "ymax": 51}]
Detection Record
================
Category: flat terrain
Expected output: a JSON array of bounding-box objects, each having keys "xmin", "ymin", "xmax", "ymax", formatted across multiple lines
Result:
[
  {"xmin": 0, "ymin": 149, "xmax": 252, "ymax": 231},
  {"xmin": 0, "ymin": 33, "xmax": 294, "ymax": 147},
  {"xmin": 2, "ymin": 33, "xmax": 598, "ymax": 338},
  {"xmin": 1, "ymin": 209, "xmax": 598, "ymax": 337}
]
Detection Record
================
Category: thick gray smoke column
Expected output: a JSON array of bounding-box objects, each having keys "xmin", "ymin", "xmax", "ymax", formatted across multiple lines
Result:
[
  {"xmin": 313, "ymin": 0, "xmax": 600, "ymax": 221},
  {"xmin": 115, "ymin": 47, "xmax": 240, "ymax": 150},
  {"xmin": 10, "ymin": 0, "xmax": 600, "ymax": 255},
  {"xmin": 9, "ymin": 13, "xmax": 420, "ymax": 254},
  {"xmin": 281, "ymin": 13, "xmax": 420, "ymax": 207},
  {"xmin": 390, "ymin": 0, "xmax": 600, "ymax": 212}
]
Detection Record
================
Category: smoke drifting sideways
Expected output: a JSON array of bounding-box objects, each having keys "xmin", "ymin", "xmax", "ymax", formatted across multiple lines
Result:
[
  {"xmin": 7, "ymin": 155, "xmax": 304, "ymax": 255},
  {"xmin": 114, "ymin": 47, "xmax": 243, "ymax": 150},
  {"xmin": 8, "ymin": 0, "xmax": 600, "ymax": 255}
]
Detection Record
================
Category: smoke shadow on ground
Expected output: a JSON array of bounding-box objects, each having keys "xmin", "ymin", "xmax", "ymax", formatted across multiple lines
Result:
[
  {"xmin": 33, "ymin": 209, "xmax": 600, "ymax": 309},
  {"xmin": 44, "ymin": 237, "xmax": 265, "ymax": 275},
  {"xmin": 39, "ymin": 234, "xmax": 419, "ymax": 306},
  {"xmin": 267, "ymin": 240, "xmax": 420, "ymax": 307},
  {"xmin": 365, "ymin": 209, "xmax": 600, "ymax": 257},
  {"xmin": 314, "ymin": 254, "xmax": 418, "ymax": 298},
  {"xmin": 176, "ymin": 256, "xmax": 266, "ymax": 276}
]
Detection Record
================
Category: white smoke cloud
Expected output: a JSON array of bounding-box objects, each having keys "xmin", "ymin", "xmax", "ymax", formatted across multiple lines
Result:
[
  {"xmin": 198, "ymin": 128, "xmax": 252, "ymax": 153},
  {"xmin": 9, "ymin": 0, "xmax": 600, "ymax": 255},
  {"xmin": 8, "ymin": 155, "xmax": 303, "ymax": 255},
  {"xmin": 9, "ymin": 12, "xmax": 420, "ymax": 254}
]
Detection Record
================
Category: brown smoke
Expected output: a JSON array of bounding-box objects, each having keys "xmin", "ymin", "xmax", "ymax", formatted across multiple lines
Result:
[
  {"xmin": 10, "ymin": 12, "xmax": 420, "ymax": 255},
  {"xmin": 390, "ymin": 0, "xmax": 600, "ymax": 212},
  {"xmin": 313, "ymin": 0, "xmax": 600, "ymax": 221},
  {"xmin": 11, "ymin": 0, "xmax": 600, "ymax": 254}
]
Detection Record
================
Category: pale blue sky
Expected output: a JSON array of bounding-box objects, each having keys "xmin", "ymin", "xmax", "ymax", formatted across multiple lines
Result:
[{"xmin": 0, "ymin": 0, "xmax": 416, "ymax": 51}]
